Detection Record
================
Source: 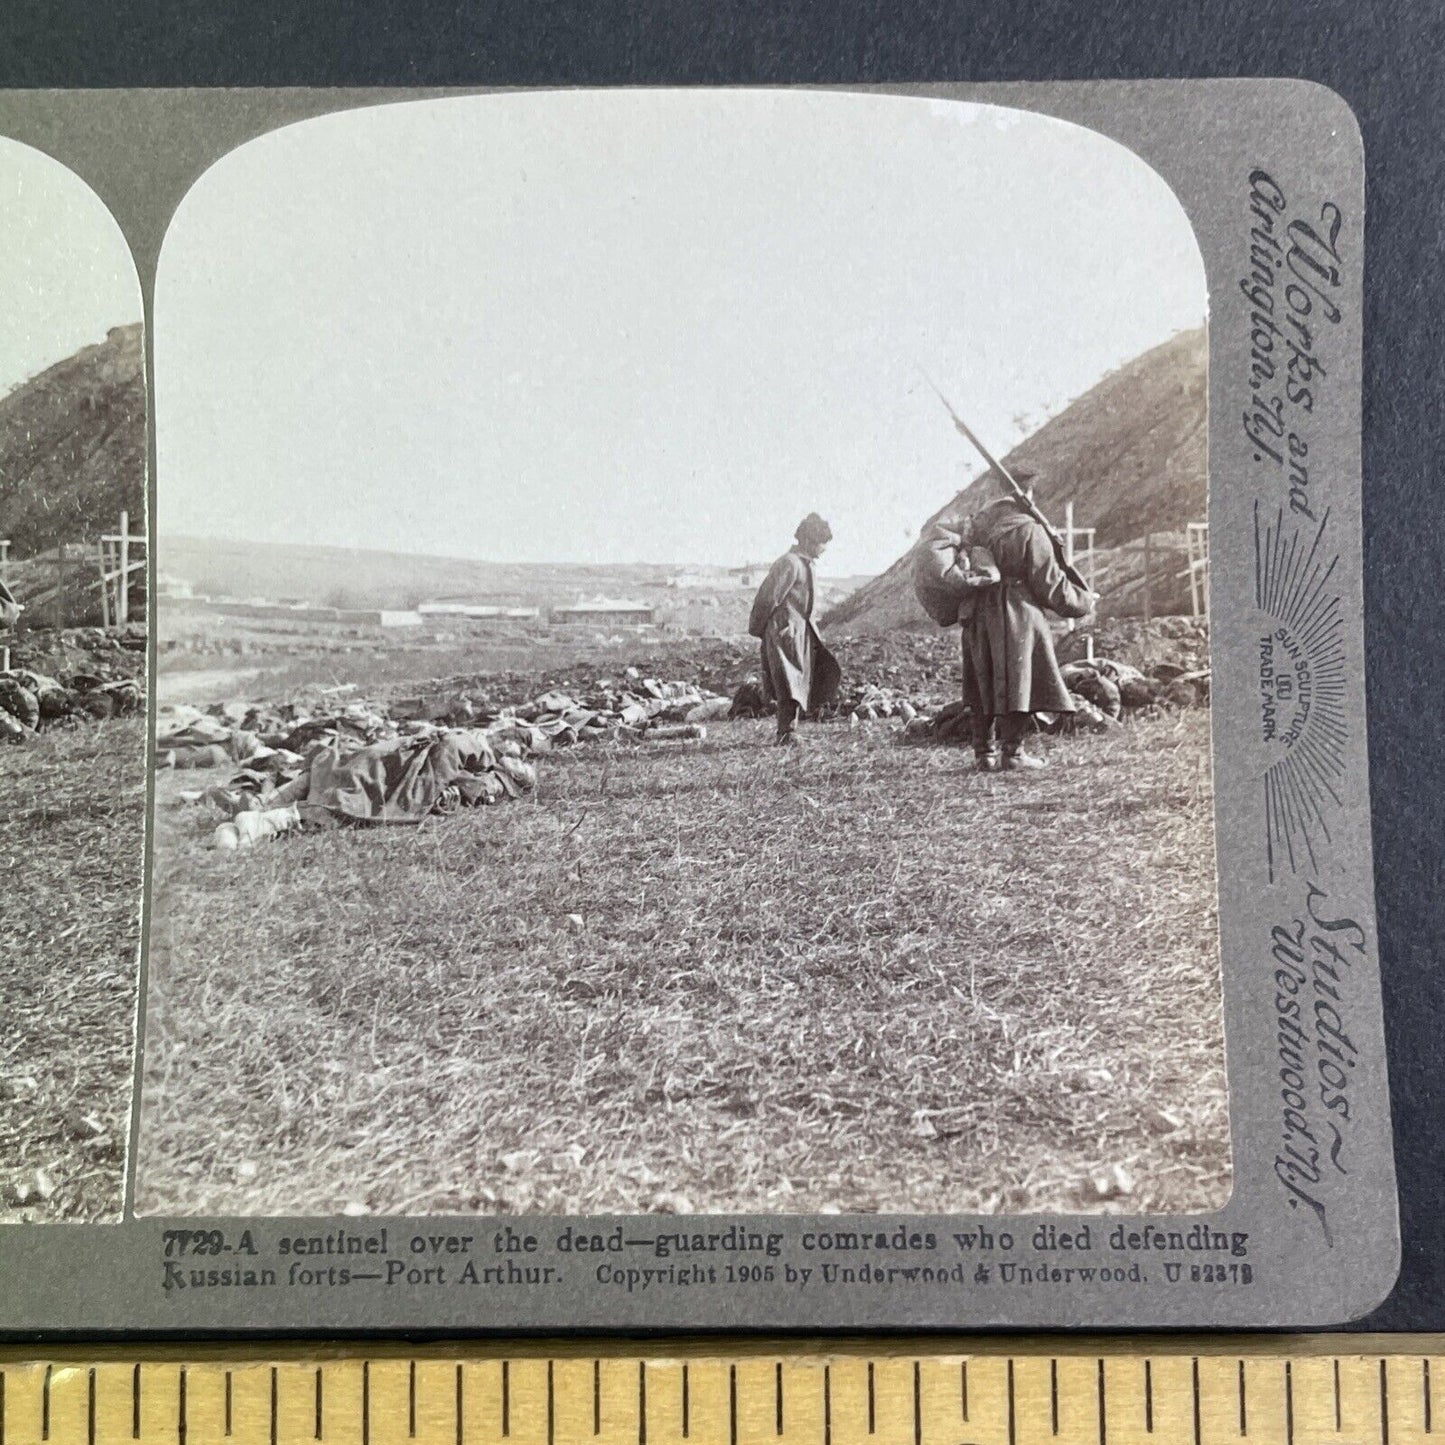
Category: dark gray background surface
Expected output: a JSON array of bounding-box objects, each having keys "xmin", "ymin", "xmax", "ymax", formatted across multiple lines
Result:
[{"xmin": 0, "ymin": 0, "xmax": 1440, "ymax": 1335}]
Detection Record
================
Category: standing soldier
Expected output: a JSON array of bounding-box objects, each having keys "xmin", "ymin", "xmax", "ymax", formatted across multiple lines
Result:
[
  {"xmin": 747, "ymin": 513, "xmax": 842, "ymax": 745},
  {"xmin": 959, "ymin": 475, "xmax": 1095, "ymax": 771}
]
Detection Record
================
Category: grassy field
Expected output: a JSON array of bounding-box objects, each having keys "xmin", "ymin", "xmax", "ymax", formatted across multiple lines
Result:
[
  {"xmin": 0, "ymin": 720, "xmax": 145, "ymax": 1221},
  {"xmin": 138, "ymin": 710, "xmax": 1228, "ymax": 1217}
]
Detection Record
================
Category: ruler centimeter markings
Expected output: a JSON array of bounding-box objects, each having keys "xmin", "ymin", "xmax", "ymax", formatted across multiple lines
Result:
[{"xmin": 3, "ymin": 1346, "xmax": 1445, "ymax": 1445}]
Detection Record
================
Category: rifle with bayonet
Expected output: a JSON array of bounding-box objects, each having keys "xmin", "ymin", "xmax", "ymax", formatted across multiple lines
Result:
[{"xmin": 921, "ymin": 374, "xmax": 1093, "ymax": 596}]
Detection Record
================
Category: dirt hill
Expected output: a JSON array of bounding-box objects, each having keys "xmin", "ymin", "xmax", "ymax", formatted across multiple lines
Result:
[
  {"xmin": 826, "ymin": 327, "xmax": 1207, "ymax": 631},
  {"xmin": 0, "ymin": 324, "xmax": 146, "ymax": 557}
]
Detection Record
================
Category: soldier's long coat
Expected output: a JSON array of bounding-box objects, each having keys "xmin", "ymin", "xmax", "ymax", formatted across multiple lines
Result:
[
  {"xmin": 960, "ymin": 499, "xmax": 1093, "ymax": 716},
  {"xmin": 747, "ymin": 548, "xmax": 841, "ymax": 713}
]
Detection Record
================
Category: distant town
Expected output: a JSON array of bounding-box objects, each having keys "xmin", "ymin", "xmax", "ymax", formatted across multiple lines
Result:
[{"xmin": 153, "ymin": 560, "xmax": 868, "ymax": 636}]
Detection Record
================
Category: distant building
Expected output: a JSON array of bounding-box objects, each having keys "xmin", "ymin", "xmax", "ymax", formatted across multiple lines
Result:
[
  {"xmin": 666, "ymin": 567, "xmax": 736, "ymax": 589},
  {"xmin": 728, "ymin": 564, "xmax": 771, "ymax": 588},
  {"xmin": 339, "ymin": 609, "xmax": 424, "ymax": 628},
  {"xmin": 155, "ymin": 573, "xmax": 194, "ymax": 599},
  {"xmin": 417, "ymin": 598, "xmax": 541, "ymax": 621},
  {"xmin": 550, "ymin": 597, "xmax": 655, "ymax": 627}
]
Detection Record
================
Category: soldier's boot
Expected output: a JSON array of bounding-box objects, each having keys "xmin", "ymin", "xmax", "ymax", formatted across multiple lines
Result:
[
  {"xmin": 776, "ymin": 701, "xmax": 801, "ymax": 746},
  {"xmin": 1001, "ymin": 746, "xmax": 1047, "ymax": 771},
  {"xmin": 974, "ymin": 747, "xmax": 1000, "ymax": 773}
]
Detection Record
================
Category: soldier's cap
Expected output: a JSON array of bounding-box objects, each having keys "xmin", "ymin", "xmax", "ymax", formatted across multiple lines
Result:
[{"xmin": 795, "ymin": 512, "xmax": 833, "ymax": 544}]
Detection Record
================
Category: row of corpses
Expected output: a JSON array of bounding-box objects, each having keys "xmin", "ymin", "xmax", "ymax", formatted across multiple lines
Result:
[
  {"xmin": 0, "ymin": 668, "xmax": 144, "ymax": 742},
  {"xmin": 157, "ymin": 678, "xmax": 731, "ymax": 849},
  {"xmin": 910, "ymin": 657, "xmax": 1209, "ymax": 742},
  {"xmin": 157, "ymin": 658, "xmax": 1209, "ymax": 851},
  {"xmin": 745, "ymin": 655, "xmax": 1211, "ymax": 736}
]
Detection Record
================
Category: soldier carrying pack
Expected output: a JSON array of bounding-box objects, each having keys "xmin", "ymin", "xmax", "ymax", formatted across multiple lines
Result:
[{"xmin": 910, "ymin": 518, "xmax": 1000, "ymax": 626}]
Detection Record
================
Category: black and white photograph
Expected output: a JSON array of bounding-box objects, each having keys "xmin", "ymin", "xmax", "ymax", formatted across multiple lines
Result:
[
  {"xmin": 0, "ymin": 136, "xmax": 147, "ymax": 1221},
  {"xmin": 137, "ymin": 90, "xmax": 1225, "ymax": 1219}
]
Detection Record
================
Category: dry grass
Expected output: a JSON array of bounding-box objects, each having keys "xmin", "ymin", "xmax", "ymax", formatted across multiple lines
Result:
[
  {"xmin": 137, "ymin": 712, "xmax": 1228, "ymax": 1218},
  {"xmin": 0, "ymin": 720, "xmax": 145, "ymax": 1222}
]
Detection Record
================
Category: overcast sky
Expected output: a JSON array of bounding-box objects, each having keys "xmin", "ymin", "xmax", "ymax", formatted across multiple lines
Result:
[
  {"xmin": 0, "ymin": 136, "xmax": 142, "ymax": 396},
  {"xmin": 156, "ymin": 90, "xmax": 1206, "ymax": 577}
]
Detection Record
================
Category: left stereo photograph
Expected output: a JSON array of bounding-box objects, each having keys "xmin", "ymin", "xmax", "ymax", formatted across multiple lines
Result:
[{"xmin": 0, "ymin": 136, "xmax": 148, "ymax": 1223}]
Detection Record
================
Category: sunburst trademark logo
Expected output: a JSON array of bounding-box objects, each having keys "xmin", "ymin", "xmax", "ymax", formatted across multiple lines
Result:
[
  {"xmin": 1253, "ymin": 503, "xmax": 1347, "ymax": 880},
  {"xmin": 1258, "ymin": 624, "xmax": 1313, "ymax": 750}
]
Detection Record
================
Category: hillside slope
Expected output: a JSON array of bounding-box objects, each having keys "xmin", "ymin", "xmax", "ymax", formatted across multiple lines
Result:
[
  {"xmin": 826, "ymin": 327, "xmax": 1207, "ymax": 631},
  {"xmin": 0, "ymin": 324, "xmax": 146, "ymax": 556}
]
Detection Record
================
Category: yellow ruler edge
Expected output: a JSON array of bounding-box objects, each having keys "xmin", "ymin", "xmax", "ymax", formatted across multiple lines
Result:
[{"xmin": 2, "ymin": 1337, "xmax": 1442, "ymax": 1445}]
